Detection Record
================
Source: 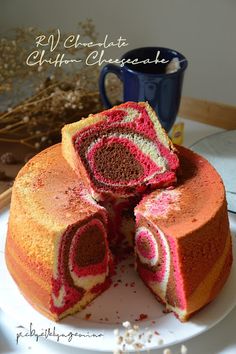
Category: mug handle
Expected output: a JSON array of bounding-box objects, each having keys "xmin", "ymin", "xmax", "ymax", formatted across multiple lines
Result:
[{"xmin": 99, "ymin": 64, "xmax": 123, "ymax": 108}]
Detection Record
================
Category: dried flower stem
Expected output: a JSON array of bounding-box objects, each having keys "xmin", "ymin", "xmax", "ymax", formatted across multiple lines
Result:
[
  {"xmin": 0, "ymin": 83, "xmax": 58, "ymax": 122},
  {"xmin": 0, "ymin": 22, "xmax": 122, "ymax": 152},
  {"xmin": 0, "ymin": 121, "xmax": 24, "ymax": 133}
]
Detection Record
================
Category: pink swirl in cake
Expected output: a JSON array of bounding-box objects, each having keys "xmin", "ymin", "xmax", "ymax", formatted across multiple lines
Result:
[
  {"xmin": 70, "ymin": 102, "xmax": 179, "ymax": 199},
  {"xmin": 135, "ymin": 223, "xmax": 171, "ymax": 299},
  {"xmin": 135, "ymin": 188, "xmax": 185, "ymax": 308},
  {"xmin": 51, "ymin": 216, "xmax": 109, "ymax": 316},
  {"xmin": 135, "ymin": 227, "xmax": 158, "ymax": 266}
]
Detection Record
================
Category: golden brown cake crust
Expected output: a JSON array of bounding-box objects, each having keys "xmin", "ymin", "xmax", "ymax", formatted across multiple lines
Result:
[
  {"xmin": 15, "ymin": 143, "xmax": 103, "ymax": 228},
  {"xmin": 135, "ymin": 145, "xmax": 232, "ymax": 321},
  {"xmin": 5, "ymin": 144, "xmax": 109, "ymax": 320}
]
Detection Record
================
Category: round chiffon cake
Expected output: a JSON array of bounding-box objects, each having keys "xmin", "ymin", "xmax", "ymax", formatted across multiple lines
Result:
[{"xmin": 5, "ymin": 131, "xmax": 232, "ymax": 322}]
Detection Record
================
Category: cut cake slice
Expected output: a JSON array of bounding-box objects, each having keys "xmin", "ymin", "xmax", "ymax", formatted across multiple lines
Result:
[
  {"xmin": 62, "ymin": 101, "xmax": 179, "ymax": 201},
  {"xmin": 134, "ymin": 145, "xmax": 232, "ymax": 321},
  {"xmin": 5, "ymin": 145, "xmax": 112, "ymax": 321}
]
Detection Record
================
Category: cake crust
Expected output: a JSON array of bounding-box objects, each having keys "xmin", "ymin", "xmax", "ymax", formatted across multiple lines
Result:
[
  {"xmin": 135, "ymin": 145, "xmax": 232, "ymax": 321},
  {"xmin": 5, "ymin": 144, "xmax": 112, "ymax": 320}
]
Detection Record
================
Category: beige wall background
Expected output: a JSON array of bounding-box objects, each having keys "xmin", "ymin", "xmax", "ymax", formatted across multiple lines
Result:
[{"xmin": 1, "ymin": 0, "xmax": 236, "ymax": 106}]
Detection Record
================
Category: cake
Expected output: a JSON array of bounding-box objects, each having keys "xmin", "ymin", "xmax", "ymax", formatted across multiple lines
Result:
[
  {"xmin": 100, "ymin": 196, "xmax": 139, "ymax": 253},
  {"xmin": 5, "ymin": 102, "xmax": 232, "ymax": 323},
  {"xmin": 62, "ymin": 101, "xmax": 179, "ymax": 201},
  {"xmin": 5, "ymin": 144, "xmax": 112, "ymax": 321},
  {"xmin": 135, "ymin": 146, "xmax": 232, "ymax": 321}
]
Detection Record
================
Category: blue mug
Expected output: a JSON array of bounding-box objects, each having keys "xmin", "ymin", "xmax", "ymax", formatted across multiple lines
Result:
[{"xmin": 99, "ymin": 47, "xmax": 188, "ymax": 132}]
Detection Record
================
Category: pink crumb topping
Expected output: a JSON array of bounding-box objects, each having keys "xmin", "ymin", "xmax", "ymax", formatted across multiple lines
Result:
[
  {"xmin": 146, "ymin": 191, "xmax": 180, "ymax": 217},
  {"xmin": 135, "ymin": 313, "xmax": 148, "ymax": 321}
]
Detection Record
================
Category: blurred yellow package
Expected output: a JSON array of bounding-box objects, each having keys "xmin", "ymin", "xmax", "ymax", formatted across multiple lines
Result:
[{"xmin": 171, "ymin": 122, "xmax": 184, "ymax": 145}]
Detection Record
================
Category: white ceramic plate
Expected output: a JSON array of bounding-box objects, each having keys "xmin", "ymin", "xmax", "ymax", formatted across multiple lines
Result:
[
  {"xmin": 0, "ymin": 209, "xmax": 236, "ymax": 352},
  {"xmin": 191, "ymin": 130, "xmax": 236, "ymax": 213}
]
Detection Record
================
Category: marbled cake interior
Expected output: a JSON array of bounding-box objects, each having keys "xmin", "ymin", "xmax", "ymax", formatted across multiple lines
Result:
[
  {"xmin": 134, "ymin": 146, "xmax": 232, "ymax": 320},
  {"xmin": 5, "ymin": 145, "xmax": 112, "ymax": 320},
  {"xmin": 5, "ymin": 103, "xmax": 232, "ymax": 322},
  {"xmin": 63, "ymin": 102, "xmax": 179, "ymax": 200}
]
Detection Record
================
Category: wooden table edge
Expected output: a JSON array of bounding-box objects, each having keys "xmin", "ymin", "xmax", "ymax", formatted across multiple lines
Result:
[{"xmin": 179, "ymin": 96, "xmax": 236, "ymax": 130}]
